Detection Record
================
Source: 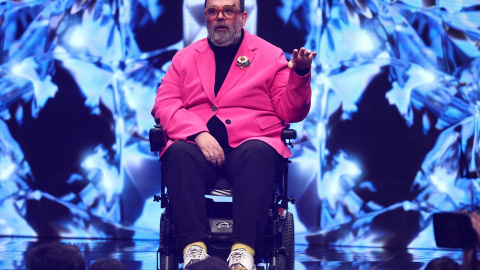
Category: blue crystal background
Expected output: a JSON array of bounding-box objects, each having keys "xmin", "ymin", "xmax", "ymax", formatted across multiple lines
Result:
[{"xmin": 0, "ymin": 0, "xmax": 479, "ymax": 248}]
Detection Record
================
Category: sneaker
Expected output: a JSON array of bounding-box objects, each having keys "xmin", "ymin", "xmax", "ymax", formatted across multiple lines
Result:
[
  {"xmin": 227, "ymin": 248, "xmax": 256, "ymax": 270},
  {"xmin": 183, "ymin": 245, "xmax": 209, "ymax": 270}
]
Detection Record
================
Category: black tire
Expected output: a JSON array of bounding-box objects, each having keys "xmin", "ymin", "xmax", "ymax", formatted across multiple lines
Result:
[
  {"xmin": 160, "ymin": 213, "xmax": 178, "ymax": 270},
  {"xmin": 276, "ymin": 253, "xmax": 287, "ymax": 270},
  {"xmin": 276, "ymin": 212, "xmax": 294, "ymax": 270}
]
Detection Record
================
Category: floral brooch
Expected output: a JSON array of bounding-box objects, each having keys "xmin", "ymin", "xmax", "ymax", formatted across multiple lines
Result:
[{"xmin": 236, "ymin": 56, "xmax": 251, "ymax": 73}]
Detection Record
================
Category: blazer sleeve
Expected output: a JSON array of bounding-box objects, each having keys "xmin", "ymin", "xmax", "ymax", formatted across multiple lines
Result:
[
  {"xmin": 151, "ymin": 53, "xmax": 208, "ymax": 141},
  {"xmin": 269, "ymin": 48, "xmax": 312, "ymax": 123}
]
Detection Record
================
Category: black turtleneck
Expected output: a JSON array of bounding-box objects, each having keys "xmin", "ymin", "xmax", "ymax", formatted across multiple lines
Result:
[
  {"xmin": 205, "ymin": 31, "xmax": 245, "ymax": 149},
  {"xmin": 208, "ymin": 30, "xmax": 244, "ymax": 95}
]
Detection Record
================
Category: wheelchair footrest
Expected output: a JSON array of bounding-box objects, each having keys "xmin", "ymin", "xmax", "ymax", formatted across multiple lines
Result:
[{"xmin": 208, "ymin": 218, "xmax": 233, "ymax": 234}]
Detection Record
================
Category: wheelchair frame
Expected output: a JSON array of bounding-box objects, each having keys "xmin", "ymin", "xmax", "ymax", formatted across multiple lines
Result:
[{"xmin": 150, "ymin": 119, "xmax": 297, "ymax": 270}]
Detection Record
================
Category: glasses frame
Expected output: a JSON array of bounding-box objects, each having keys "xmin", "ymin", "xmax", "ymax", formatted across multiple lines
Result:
[{"xmin": 204, "ymin": 5, "xmax": 243, "ymax": 21}]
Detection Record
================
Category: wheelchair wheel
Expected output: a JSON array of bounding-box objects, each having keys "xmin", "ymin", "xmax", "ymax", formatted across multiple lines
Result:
[
  {"xmin": 277, "ymin": 212, "xmax": 294, "ymax": 270},
  {"xmin": 160, "ymin": 213, "xmax": 178, "ymax": 270}
]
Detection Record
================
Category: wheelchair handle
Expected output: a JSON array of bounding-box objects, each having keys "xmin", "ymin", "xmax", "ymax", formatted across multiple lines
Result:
[
  {"xmin": 281, "ymin": 129, "xmax": 297, "ymax": 140},
  {"xmin": 281, "ymin": 129, "xmax": 296, "ymax": 147}
]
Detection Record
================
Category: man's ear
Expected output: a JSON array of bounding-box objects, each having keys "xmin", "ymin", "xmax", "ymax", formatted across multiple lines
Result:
[{"xmin": 242, "ymin": 11, "xmax": 248, "ymax": 27}]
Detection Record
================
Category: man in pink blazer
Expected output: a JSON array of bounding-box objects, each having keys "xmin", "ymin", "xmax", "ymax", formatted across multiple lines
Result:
[{"xmin": 151, "ymin": 0, "xmax": 316, "ymax": 269}]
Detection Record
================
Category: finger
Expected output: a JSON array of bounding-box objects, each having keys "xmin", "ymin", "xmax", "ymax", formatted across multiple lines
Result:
[
  {"xmin": 211, "ymin": 157, "xmax": 219, "ymax": 167},
  {"xmin": 298, "ymin": 47, "xmax": 306, "ymax": 57},
  {"xmin": 206, "ymin": 153, "xmax": 217, "ymax": 167},
  {"xmin": 205, "ymin": 147, "xmax": 217, "ymax": 161},
  {"xmin": 212, "ymin": 146, "xmax": 225, "ymax": 167},
  {"xmin": 207, "ymin": 143, "xmax": 223, "ymax": 166},
  {"xmin": 208, "ymin": 149, "xmax": 217, "ymax": 167},
  {"xmin": 196, "ymin": 140, "xmax": 212, "ymax": 160},
  {"xmin": 217, "ymin": 148, "xmax": 226, "ymax": 166},
  {"xmin": 292, "ymin": 49, "xmax": 299, "ymax": 59},
  {"xmin": 201, "ymin": 149, "xmax": 211, "ymax": 160},
  {"xmin": 215, "ymin": 150, "xmax": 223, "ymax": 167},
  {"xmin": 309, "ymin": 51, "xmax": 317, "ymax": 60}
]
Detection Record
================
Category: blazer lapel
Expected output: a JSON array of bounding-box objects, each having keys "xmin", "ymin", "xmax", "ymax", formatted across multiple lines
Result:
[
  {"xmin": 216, "ymin": 31, "xmax": 258, "ymax": 101},
  {"xmin": 195, "ymin": 41, "xmax": 217, "ymax": 105}
]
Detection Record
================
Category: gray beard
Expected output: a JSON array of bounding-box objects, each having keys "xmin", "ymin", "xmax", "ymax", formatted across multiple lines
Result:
[
  {"xmin": 209, "ymin": 29, "xmax": 242, "ymax": 47},
  {"xmin": 207, "ymin": 20, "xmax": 243, "ymax": 47}
]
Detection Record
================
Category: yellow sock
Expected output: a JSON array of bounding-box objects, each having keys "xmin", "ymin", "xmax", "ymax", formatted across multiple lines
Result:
[
  {"xmin": 232, "ymin": 243, "xmax": 255, "ymax": 256},
  {"xmin": 183, "ymin": 241, "xmax": 207, "ymax": 254}
]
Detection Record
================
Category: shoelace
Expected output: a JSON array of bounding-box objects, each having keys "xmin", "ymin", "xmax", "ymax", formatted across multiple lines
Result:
[
  {"xmin": 228, "ymin": 250, "xmax": 245, "ymax": 264},
  {"xmin": 186, "ymin": 246, "xmax": 205, "ymax": 260}
]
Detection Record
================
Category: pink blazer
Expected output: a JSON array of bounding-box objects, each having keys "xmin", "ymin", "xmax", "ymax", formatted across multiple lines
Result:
[{"xmin": 151, "ymin": 30, "xmax": 312, "ymax": 158}]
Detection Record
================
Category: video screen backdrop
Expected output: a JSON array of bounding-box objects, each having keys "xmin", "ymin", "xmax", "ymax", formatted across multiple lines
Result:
[{"xmin": 1, "ymin": 0, "xmax": 480, "ymax": 248}]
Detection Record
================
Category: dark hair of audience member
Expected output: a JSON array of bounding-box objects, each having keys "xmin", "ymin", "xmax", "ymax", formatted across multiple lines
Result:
[
  {"xmin": 27, "ymin": 242, "xmax": 86, "ymax": 270},
  {"xmin": 424, "ymin": 256, "xmax": 461, "ymax": 270},
  {"xmin": 89, "ymin": 258, "xmax": 127, "ymax": 270}
]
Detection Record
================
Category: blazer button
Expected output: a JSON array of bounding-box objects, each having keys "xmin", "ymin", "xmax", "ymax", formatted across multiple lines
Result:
[
  {"xmin": 212, "ymin": 106, "xmax": 218, "ymax": 111},
  {"xmin": 225, "ymin": 119, "xmax": 231, "ymax": 124}
]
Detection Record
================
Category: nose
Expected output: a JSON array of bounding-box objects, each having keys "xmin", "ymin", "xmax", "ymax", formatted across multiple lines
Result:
[{"xmin": 217, "ymin": 10, "xmax": 225, "ymax": 20}]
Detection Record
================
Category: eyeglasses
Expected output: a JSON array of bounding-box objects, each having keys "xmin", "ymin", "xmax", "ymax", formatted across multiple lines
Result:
[{"xmin": 204, "ymin": 5, "xmax": 242, "ymax": 21}]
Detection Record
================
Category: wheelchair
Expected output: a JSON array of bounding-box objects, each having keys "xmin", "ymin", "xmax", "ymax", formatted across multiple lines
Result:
[{"xmin": 150, "ymin": 118, "xmax": 297, "ymax": 270}]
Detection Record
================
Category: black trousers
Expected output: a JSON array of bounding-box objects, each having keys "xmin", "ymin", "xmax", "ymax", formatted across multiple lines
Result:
[{"xmin": 162, "ymin": 140, "xmax": 283, "ymax": 250}]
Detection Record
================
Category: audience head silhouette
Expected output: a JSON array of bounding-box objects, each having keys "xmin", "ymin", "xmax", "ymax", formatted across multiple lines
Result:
[
  {"xmin": 89, "ymin": 258, "xmax": 127, "ymax": 270},
  {"xmin": 27, "ymin": 242, "xmax": 85, "ymax": 270}
]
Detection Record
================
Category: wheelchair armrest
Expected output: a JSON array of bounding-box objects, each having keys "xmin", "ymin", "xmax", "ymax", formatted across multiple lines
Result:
[{"xmin": 149, "ymin": 118, "xmax": 167, "ymax": 153}]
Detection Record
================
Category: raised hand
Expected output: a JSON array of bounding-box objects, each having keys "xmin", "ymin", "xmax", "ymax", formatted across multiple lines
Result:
[{"xmin": 288, "ymin": 47, "xmax": 317, "ymax": 71}]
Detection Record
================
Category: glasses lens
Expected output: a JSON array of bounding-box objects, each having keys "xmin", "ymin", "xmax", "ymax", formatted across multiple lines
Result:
[
  {"xmin": 205, "ymin": 7, "xmax": 219, "ymax": 19},
  {"xmin": 223, "ymin": 6, "xmax": 236, "ymax": 18}
]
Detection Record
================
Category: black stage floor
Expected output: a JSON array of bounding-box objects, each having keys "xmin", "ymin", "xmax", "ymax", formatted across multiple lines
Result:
[{"xmin": 0, "ymin": 236, "xmax": 466, "ymax": 270}]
